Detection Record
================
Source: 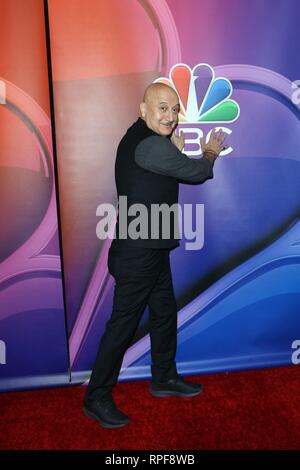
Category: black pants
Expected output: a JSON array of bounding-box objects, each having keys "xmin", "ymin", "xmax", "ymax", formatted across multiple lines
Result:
[{"xmin": 85, "ymin": 243, "xmax": 178, "ymax": 402}]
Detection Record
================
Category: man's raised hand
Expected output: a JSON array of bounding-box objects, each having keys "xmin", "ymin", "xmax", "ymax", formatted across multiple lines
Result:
[
  {"xmin": 200, "ymin": 128, "xmax": 229, "ymax": 161},
  {"xmin": 171, "ymin": 129, "xmax": 185, "ymax": 152}
]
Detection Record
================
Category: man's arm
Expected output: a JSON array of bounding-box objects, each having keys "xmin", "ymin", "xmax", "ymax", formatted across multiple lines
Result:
[{"xmin": 135, "ymin": 135, "xmax": 216, "ymax": 184}]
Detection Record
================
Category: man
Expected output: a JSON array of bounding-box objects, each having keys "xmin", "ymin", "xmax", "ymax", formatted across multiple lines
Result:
[{"xmin": 84, "ymin": 83, "xmax": 228, "ymax": 429}]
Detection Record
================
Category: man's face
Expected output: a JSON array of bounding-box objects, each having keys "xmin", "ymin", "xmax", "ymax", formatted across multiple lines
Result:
[{"xmin": 141, "ymin": 88, "xmax": 180, "ymax": 136}]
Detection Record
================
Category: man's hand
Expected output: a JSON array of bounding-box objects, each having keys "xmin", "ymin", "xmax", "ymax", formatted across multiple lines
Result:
[
  {"xmin": 200, "ymin": 128, "xmax": 229, "ymax": 163},
  {"xmin": 171, "ymin": 129, "xmax": 185, "ymax": 151}
]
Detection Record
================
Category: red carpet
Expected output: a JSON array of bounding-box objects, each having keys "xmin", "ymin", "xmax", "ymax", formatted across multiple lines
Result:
[{"xmin": 1, "ymin": 366, "xmax": 299, "ymax": 450}]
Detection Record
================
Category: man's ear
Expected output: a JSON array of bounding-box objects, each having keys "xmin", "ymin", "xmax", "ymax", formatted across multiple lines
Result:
[{"xmin": 140, "ymin": 102, "xmax": 146, "ymax": 118}]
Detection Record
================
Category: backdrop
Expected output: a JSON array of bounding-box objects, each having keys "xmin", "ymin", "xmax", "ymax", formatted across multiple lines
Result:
[
  {"xmin": 0, "ymin": 0, "xmax": 299, "ymax": 391},
  {"xmin": 0, "ymin": 0, "xmax": 69, "ymax": 391}
]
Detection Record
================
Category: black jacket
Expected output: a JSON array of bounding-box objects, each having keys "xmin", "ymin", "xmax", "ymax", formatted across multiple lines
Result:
[{"xmin": 113, "ymin": 118, "xmax": 214, "ymax": 249}]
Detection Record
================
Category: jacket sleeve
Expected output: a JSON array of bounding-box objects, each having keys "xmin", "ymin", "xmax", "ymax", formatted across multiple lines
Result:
[{"xmin": 135, "ymin": 135, "xmax": 215, "ymax": 183}]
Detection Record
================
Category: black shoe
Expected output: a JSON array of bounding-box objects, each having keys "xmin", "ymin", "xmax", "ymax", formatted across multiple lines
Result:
[
  {"xmin": 83, "ymin": 396, "xmax": 130, "ymax": 429},
  {"xmin": 149, "ymin": 376, "xmax": 204, "ymax": 398}
]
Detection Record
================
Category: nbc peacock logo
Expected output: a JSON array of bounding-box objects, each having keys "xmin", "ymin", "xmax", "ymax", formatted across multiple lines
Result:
[{"xmin": 154, "ymin": 63, "xmax": 240, "ymax": 123}]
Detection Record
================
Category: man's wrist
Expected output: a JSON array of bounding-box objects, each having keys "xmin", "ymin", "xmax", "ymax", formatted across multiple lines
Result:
[{"xmin": 203, "ymin": 150, "xmax": 218, "ymax": 164}]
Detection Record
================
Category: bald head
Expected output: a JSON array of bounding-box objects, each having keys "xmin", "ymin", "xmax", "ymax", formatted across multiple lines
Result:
[
  {"xmin": 142, "ymin": 82, "xmax": 179, "ymax": 103},
  {"xmin": 140, "ymin": 82, "xmax": 180, "ymax": 136}
]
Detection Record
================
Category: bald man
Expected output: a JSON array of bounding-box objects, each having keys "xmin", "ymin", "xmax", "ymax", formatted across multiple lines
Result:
[{"xmin": 83, "ymin": 83, "xmax": 228, "ymax": 429}]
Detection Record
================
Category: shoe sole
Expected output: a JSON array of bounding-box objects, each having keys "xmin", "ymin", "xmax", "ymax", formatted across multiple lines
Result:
[
  {"xmin": 149, "ymin": 387, "xmax": 203, "ymax": 398},
  {"xmin": 83, "ymin": 407, "xmax": 129, "ymax": 429}
]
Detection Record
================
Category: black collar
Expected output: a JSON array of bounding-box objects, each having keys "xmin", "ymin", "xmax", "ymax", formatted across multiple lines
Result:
[{"xmin": 135, "ymin": 117, "xmax": 171, "ymax": 140}]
